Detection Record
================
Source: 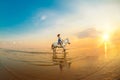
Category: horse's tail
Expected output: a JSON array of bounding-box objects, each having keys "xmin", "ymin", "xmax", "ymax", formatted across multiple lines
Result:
[{"xmin": 51, "ymin": 44, "xmax": 54, "ymax": 50}]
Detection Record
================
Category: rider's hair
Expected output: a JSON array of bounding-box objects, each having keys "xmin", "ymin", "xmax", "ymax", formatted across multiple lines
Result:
[{"xmin": 57, "ymin": 34, "xmax": 60, "ymax": 37}]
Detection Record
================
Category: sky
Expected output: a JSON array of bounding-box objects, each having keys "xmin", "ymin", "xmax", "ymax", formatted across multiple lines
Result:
[{"xmin": 0, "ymin": 0, "xmax": 120, "ymax": 50}]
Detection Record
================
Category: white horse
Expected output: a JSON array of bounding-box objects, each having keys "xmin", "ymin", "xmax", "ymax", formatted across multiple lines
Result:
[{"xmin": 51, "ymin": 38, "xmax": 70, "ymax": 53}]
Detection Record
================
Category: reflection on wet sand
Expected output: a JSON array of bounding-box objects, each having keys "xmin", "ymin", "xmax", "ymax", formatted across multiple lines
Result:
[
  {"xmin": 52, "ymin": 52, "xmax": 71, "ymax": 71},
  {"xmin": 0, "ymin": 48, "xmax": 120, "ymax": 80}
]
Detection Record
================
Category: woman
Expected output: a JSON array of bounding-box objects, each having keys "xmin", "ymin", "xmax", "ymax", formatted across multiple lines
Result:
[{"xmin": 57, "ymin": 34, "xmax": 62, "ymax": 45}]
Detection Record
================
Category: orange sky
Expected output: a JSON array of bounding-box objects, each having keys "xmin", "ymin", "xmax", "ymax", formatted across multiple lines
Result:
[{"xmin": 1, "ymin": 27, "xmax": 120, "ymax": 53}]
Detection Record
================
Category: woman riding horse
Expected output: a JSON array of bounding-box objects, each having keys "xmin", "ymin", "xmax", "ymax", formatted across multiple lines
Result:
[
  {"xmin": 57, "ymin": 34, "xmax": 63, "ymax": 46},
  {"xmin": 51, "ymin": 34, "xmax": 70, "ymax": 53}
]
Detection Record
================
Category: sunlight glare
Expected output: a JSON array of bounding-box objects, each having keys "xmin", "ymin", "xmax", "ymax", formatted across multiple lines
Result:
[{"xmin": 103, "ymin": 33, "xmax": 109, "ymax": 41}]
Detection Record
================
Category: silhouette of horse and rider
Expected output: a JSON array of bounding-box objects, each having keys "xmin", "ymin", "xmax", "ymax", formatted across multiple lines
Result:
[
  {"xmin": 51, "ymin": 34, "xmax": 71, "ymax": 71},
  {"xmin": 51, "ymin": 34, "xmax": 70, "ymax": 53}
]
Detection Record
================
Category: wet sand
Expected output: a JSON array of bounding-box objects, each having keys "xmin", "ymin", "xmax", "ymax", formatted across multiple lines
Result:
[{"xmin": 0, "ymin": 48, "xmax": 120, "ymax": 80}]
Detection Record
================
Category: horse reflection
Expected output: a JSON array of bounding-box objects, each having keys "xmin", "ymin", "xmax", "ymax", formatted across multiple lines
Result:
[{"xmin": 52, "ymin": 52, "xmax": 71, "ymax": 71}]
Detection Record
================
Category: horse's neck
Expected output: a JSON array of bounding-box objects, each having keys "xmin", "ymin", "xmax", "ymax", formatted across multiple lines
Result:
[{"xmin": 63, "ymin": 39, "xmax": 67, "ymax": 45}]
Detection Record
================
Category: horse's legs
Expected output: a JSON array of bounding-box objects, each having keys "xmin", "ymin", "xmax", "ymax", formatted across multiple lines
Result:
[
  {"xmin": 52, "ymin": 47, "xmax": 57, "ymax": 58},
  {"xmin": 63, "ymin": 48, "xmax": 64, "ymax": 52},
  {"xmin": 53, "ymin": 47, "xmax": 57, "ymax": 53},
  {"xmin": 53, "ymin": 48, "xmax": 55, "ymax": 53},
  {"xmin": 63, "ymin": 47, "xmax": 66, "ymax": 53}
]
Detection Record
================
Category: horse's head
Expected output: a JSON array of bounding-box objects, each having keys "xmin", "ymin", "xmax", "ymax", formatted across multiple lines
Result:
[{"xmin": 65, "ymin": 38, "xmax": 70, "ymax": 44}]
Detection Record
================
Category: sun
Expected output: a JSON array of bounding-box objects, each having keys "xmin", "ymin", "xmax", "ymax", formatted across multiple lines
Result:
[{"xmin": 103, "ymin": 33, "xmax": 109, "ymax": 41}]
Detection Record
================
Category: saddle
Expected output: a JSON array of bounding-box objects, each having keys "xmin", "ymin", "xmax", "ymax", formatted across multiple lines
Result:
[{"xmin": 57, "ymin": 43, "xmax": 63, "ymax": 48}]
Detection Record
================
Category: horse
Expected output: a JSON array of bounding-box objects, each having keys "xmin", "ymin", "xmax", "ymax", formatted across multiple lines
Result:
[{"xmin": 51, "ymin": 38, "xmax": 70, "ymax": 53}]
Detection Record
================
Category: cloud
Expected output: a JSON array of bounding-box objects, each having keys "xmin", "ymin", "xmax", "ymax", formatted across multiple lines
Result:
[
  {"xmin": 77, "ymin": 27, "xmax": 101, "ymax": 38},
  {"xmin": 41, "ymin": 15, "xmax": 47, "ymax": 21},
  {"xmin": 13, "ymin": 1, "xmax": 120, "ymax": 42}
]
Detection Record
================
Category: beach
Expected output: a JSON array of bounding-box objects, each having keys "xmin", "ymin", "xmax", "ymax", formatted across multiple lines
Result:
[{"xmin": 0, "ymin": 48, "xmax": 120, "ymax": 80}]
